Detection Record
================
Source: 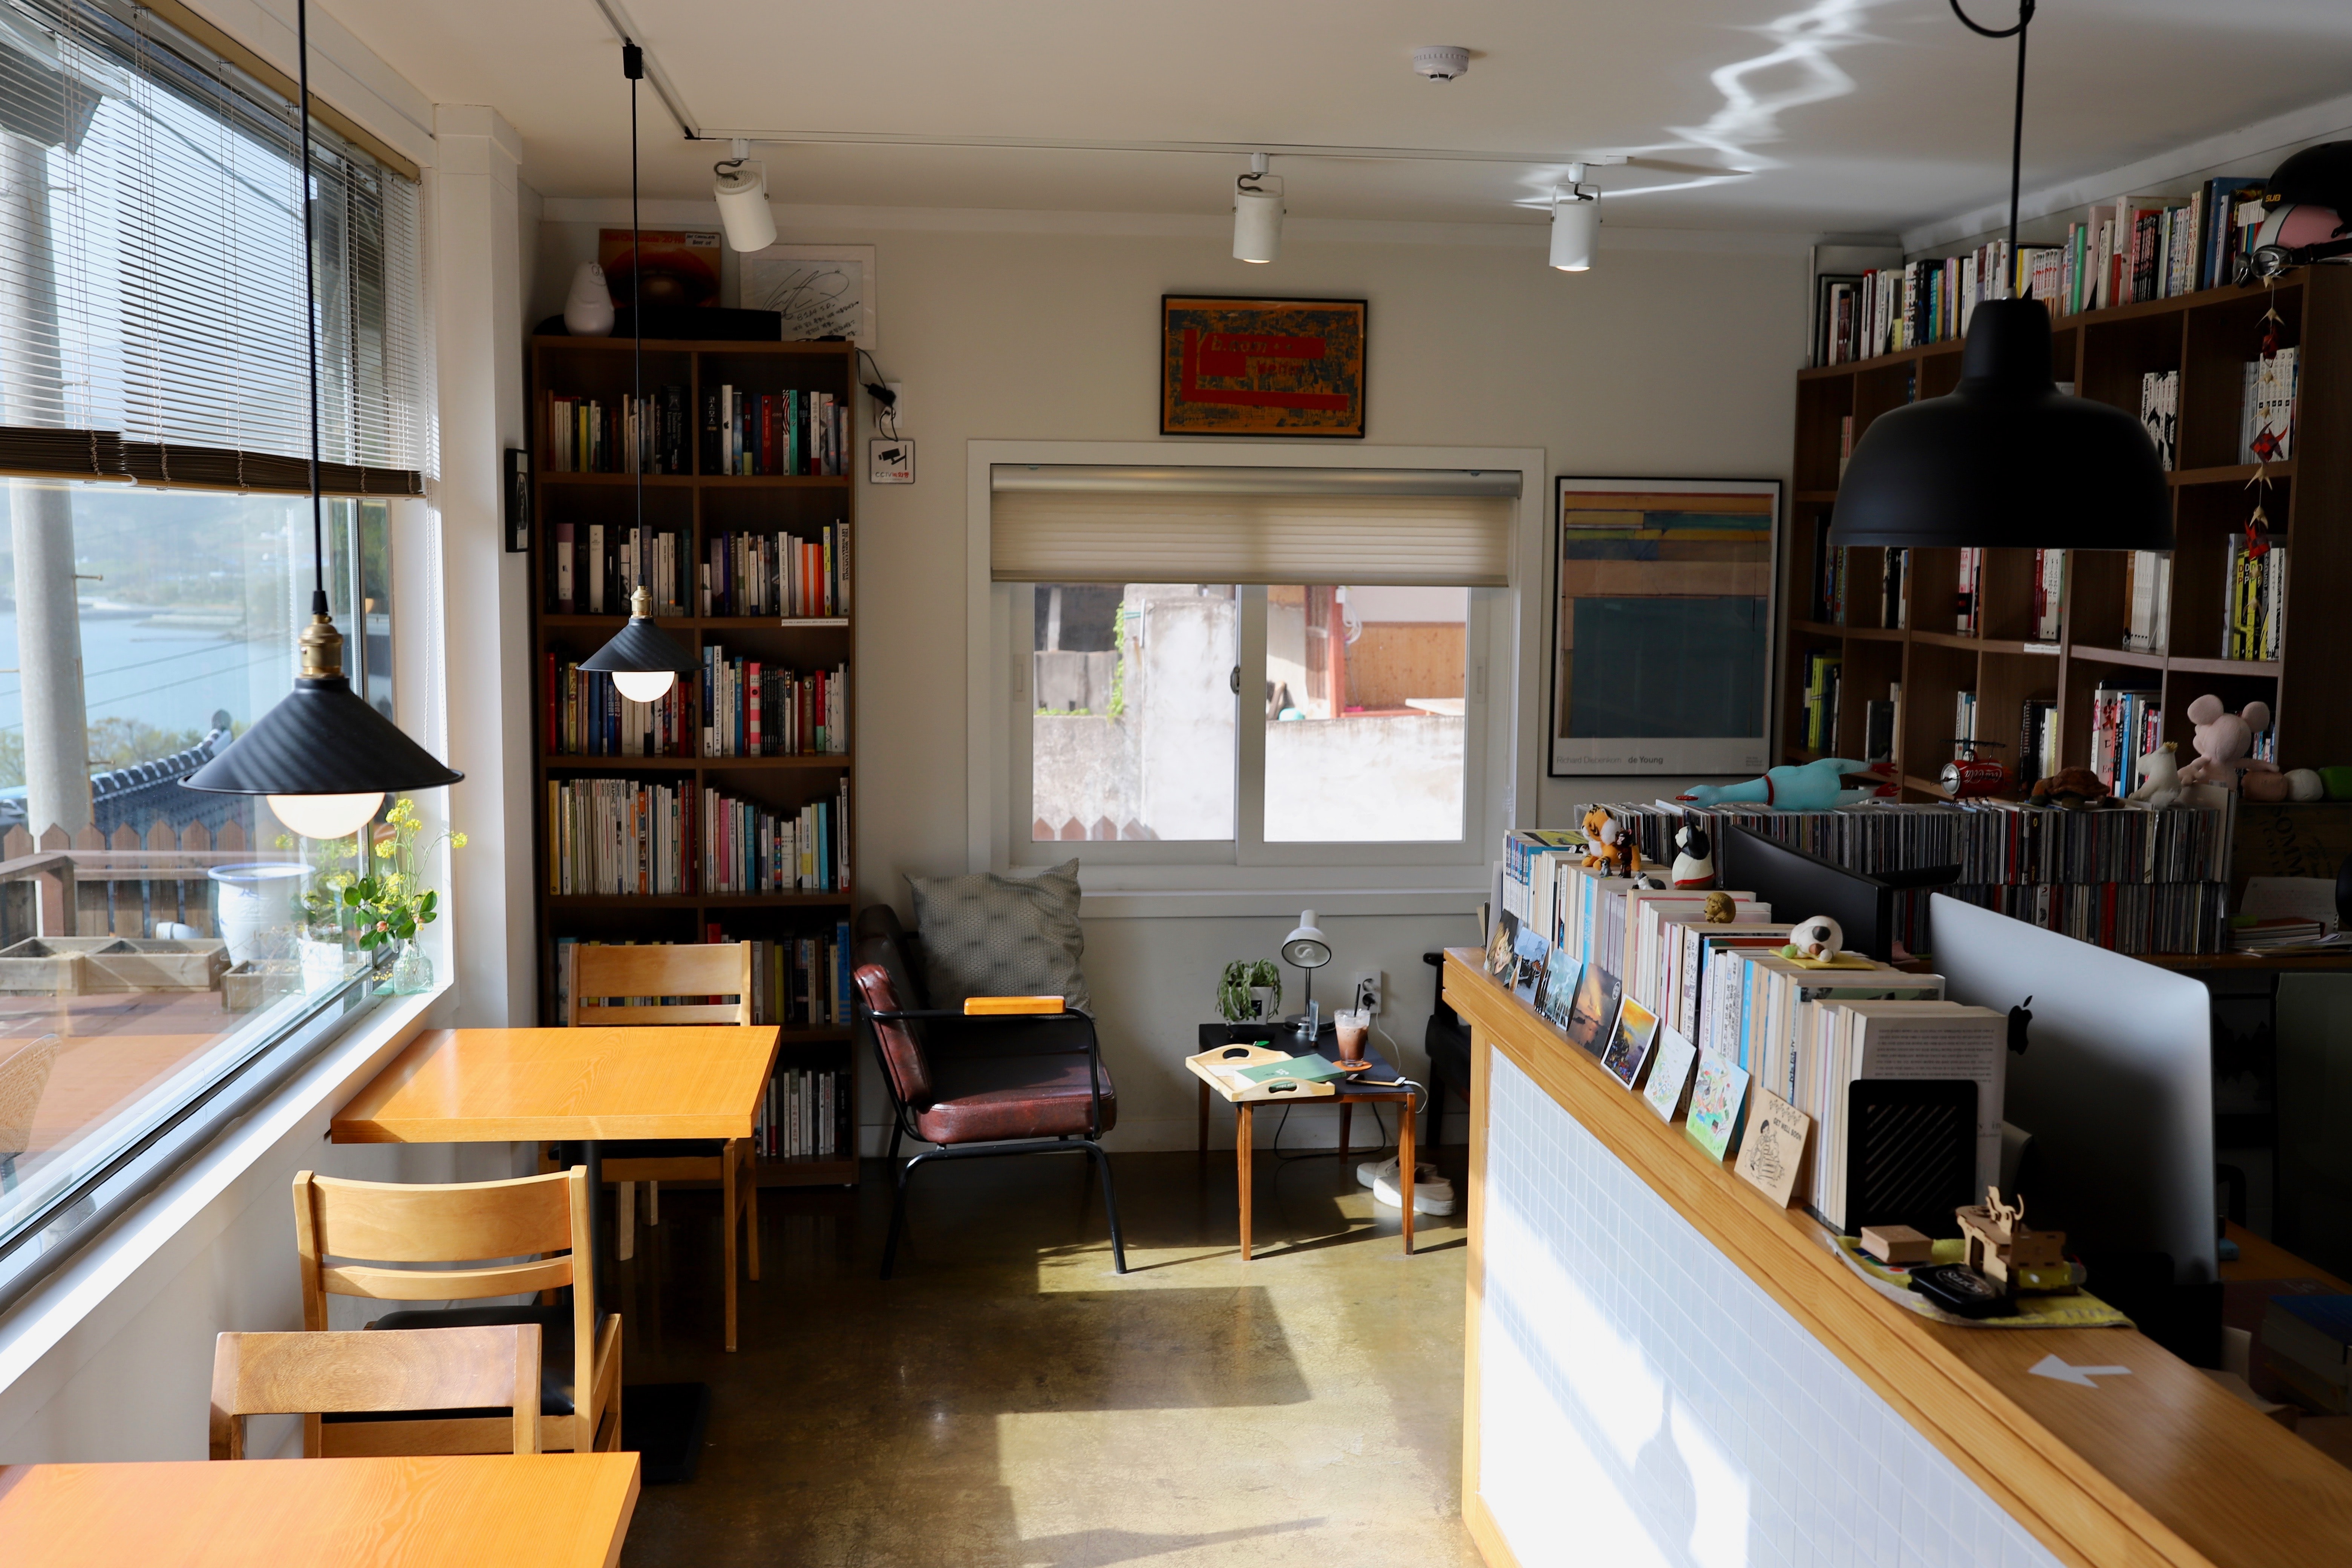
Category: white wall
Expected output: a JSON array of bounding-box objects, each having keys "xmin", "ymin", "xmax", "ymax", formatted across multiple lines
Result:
[{"xmin": 533, "ymin": 214, "xmax": 1805, "ymax": 1147}]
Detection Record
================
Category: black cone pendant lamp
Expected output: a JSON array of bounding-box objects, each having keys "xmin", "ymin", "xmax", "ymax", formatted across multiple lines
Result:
[
  {"xmin": 182, "ymin": 0, "xmax": 460, "ymax": 839},
  {"xmin": 575, "ymin": 43, "xmax": 696, "ymax": 704},
  {"xmin": 1829, "ymin": 0, "xmax": 2171, "ymax": 554}
]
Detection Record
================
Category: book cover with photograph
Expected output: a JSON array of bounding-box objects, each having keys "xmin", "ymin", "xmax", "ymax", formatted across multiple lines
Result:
[
  {"xmin": 1511, "ymin": 922, "xmax": 1551, "ymax": 1008},
  {"xmin": 1563, "ymin": 964, "xmax": 1622, "ymax": 1057},
  {"xmin": 1539, "ymin": 946, "xmax": 1583, "ymax": 1031},
  {"xmin": 1600, "ymin": 995, "xmax": 1662, "ymax": 1089},
  {"xmin": 1484, "ymin": 910, "xmax": 1518, "ymax": 980}
]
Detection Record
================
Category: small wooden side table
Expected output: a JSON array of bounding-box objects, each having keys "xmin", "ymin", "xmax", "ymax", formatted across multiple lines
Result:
[{"xmin": 1189, "ymin": 1023, "xmax": 1418, "ymax": 1260}]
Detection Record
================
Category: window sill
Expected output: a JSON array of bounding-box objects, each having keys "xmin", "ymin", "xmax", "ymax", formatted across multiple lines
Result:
[{"xmin": 0, "ymin": 983, "xmax": 452, "ymax": 1406}]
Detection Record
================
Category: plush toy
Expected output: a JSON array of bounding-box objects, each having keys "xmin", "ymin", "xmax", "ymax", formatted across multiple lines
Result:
[
  {"xmin": 2030, "ymin": 767, "xmax": 2112, "ymax": 810},
  {"xmin": 2178, "ymin": 695, "xmax": 2278, "ymax": 794},
  {"xmin": 1582, "ymin": 805, "xmax": 1641, "ymax": 879},
  {"xmin": 1677, "ymin": 758, "xmax": 1876, "ymax": 811},
  {"xmin": 2126, "ymin": 741, "xmax": 2182, "ymax": 810},
  {"xmin": 2287, "ymin": 768, "xmax": 2326, "ymax": 802},
  {"xmin": 1783, "ymin": 914, "xmax": 1845, "ymax": 961},
  {"xmin": 2245, "ymin": 770, "xmax": 2292, "ymax": 802},
  {"xmin": 1703, "ymin": 891, "xmax": 1737, "ymax": 923},
  {"xmin": 1671, "ymin": 825, "xmax": 1715, "ymax": 889}
]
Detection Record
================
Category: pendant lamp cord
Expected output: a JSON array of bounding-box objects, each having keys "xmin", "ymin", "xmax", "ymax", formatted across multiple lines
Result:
[
  {"xmin": 296, "ymin": 0, "xmax": 325, "ymax": 619},
  {"xmin": 623, "ymin": 41, "xmax": 643, "ymax": 596},
  {"xmin": 1949, "ymin": 0, "xmax": 2035, "ymax": 267}
]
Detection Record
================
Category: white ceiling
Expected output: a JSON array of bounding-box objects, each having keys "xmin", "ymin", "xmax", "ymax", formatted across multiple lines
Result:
[{"xmin": 332, "ymin": 0, "xmax": 2352, "ymax": 235}]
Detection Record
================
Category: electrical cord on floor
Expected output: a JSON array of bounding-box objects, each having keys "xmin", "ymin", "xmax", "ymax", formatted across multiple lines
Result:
[{"xmin": 1260, "ymin": 1012, "xmax": 1426, "ymax": 1169}]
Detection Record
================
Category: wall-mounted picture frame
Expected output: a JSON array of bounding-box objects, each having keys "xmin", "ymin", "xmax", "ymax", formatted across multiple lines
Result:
[
  {"xmin": 1547, "ymin": 476, "xmax": 1779, "ymax": 776},
  {"xmin": 1160, "ymin": 295, "xmax": 1366, "ymax": 438},
  {"xmin": 740, "ymin": 243, "xmax": 879, "ymax": 348}
]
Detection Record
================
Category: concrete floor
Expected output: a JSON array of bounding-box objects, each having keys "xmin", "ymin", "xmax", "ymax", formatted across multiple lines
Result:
[{"xmin": 608, "ymin": 1136, "xmax": 1478, "ymax": 1568}]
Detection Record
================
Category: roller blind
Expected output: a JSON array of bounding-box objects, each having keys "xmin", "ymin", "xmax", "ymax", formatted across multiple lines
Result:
[
  {"xmin": 990, "ymin": 465, "xmax": 1519, "ymax": 585},
  {"xmin": 0, "ymin": 0, "xmax": 427, "ymax": 494}
]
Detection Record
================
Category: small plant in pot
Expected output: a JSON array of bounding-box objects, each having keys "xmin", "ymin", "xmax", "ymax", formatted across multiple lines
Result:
[{"xmin": 1216, "ymin": 959, "xmax": 1282, "ymax": 1024}]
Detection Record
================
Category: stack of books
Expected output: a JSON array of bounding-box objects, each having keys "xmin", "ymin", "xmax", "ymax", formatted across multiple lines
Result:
[
  {"xmin": 757, "ymin": 1067, "xmax": 853, "ymax": 1159},
  {"xmin": 2033, "ymin": 549, "xmax": 2066, "ymax": 641},
  {"xmin": 1803, "ymin": 651, "xmax": 1842, "ymax": 752},
  {"xmin": 551, "ymin": 929, "xmax": 854, "ymax": 1030},
  {"xmin": 703, "ymin": 385, "xmax": 848, "ymax": 476},
  {"xmin": 544, "ymin": 386, "xmax": 690, "ymax": 473},
  {"xmin": 2240, "ymin": 348, "xmax": 2299, "ymax": 462},
  {"xmin": 702, "ymin": 524, "xmax": 851, "ymax": 617},
  {"xmin": 2223, "ymin": 539, "xmax": 2288, "ymax": 662},
  {"xmin": 700, "ymin": 647, "xmax": 849, "ymax": 757},
  {"xmin": 548, "ymin": 522, "xmax": 691, "ymax": 616},
  {"xmin": 2122, "ymin": 551, "xmax": 2173, "ymax": 653},
  {"xmin": 545, "ymin": 779, "xmax": 692, "ymax": 896},
  {"xmin": 542, "ymin": 655, "xmax": 692, "ymax": 756},
  {"xmin": 700, "ymin": 783, "xmax": 848, "ymax": 894},
  {"xmin": 2139, "ymin": 371, "xmax": 2178, "ymax": 470},
  {"xmin": 2087, "ymin": 683, "xmax": 2162, "ymax": 792}
]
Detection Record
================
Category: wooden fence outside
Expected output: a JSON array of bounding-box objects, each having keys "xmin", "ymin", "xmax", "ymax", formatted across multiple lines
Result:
[{"xmin": 0, "ymin": 820, "xmax": 298, "ymax": 948}]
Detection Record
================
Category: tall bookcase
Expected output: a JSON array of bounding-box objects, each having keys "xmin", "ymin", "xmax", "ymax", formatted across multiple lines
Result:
[
  {"xmin": 528, "ymin": 333, "xmax": 859, "ymax": 1188},
  {"xmin": 1782, "ymin": 265, "xmax": 2352, "ymax": 801}
]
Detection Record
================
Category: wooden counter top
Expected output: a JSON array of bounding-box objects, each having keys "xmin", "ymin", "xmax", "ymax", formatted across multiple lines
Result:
[{"xmin": 1444, "ymin": 949, "xmax": 2352, "ymax": 1568}]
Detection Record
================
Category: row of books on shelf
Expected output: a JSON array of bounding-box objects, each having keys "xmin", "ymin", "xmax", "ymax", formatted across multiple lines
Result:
[
  {"xmin": 551, "ymin": 526, "xmax": 690, "ymax": 617},
  {"xmin": 2087, "ymin": 684, "xmax": 2164, "ymax": 794},
  {"xmin": 1488, "ymin": 854, "xmax": 2004, "ymax": 1229},
  {"xmin": 543, "ymin": 387, "xmax": 691, "ymax": 474},
  {"xmin": 2240, "ymin": 348, "xmax": 2299, "ymax": 461},
  {"xmin": 1552, "ymin": 798, "xmax": 2229, "ymax": 891},
  {"xmin": 544, "ymin": 654, "xmax": 691, "ymax": 757},
  {"xmin": 541, "ymin": 651, "xmax": 848, "ymax": 759},
  {"xmin": 703, "ymin": 525, "xmax": 850, "ymax": 618},
  {"xmin": 707, "ymin": 384, "xmax": 849, "ymax": 477},
  {"xmin": 701, "ymin": 649, "xmax": 848, "ymax": 758},
  {"xmin": 1813, "ymin": 178, "xmax": 2273, "ymax": 366},
  {"xmin": 756, "ymin": 1066, "xmax": 852, "ymax": 1161},
  {"xmin": 550, "ymin": 928, "xmax": 854, "ymax": 1030},
  {"xmin": 2225, "ymin": 539, "xmax": 2289, "ymax": 662},
  {"xmin": 544, "ymin": 778, "xmax": 849, "ymax": 895}
]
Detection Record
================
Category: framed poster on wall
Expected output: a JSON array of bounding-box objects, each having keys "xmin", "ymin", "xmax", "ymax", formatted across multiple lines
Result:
[
  {"xmin": 1159, "ymin": 296, "xmax": 1366, "ymax": 437},
  {"xmin": 1548, "ymin": 477, "xmax": 1779, "ymax": 776}
]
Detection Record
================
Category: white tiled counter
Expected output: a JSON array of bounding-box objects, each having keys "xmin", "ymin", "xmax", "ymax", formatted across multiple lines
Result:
[{"xmin": 1443, "ymin": 950, "xmax": 2352, "ymax": 1568}]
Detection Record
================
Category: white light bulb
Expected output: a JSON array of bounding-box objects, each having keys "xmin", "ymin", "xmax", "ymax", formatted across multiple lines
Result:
[
  {"xmin": 1550, "ymin": 192, "xmax": 1598, "ymax": 271},
  {"xmin": 268, "ymin": 792, "xmax": 385, "ymax": 842},
  {"xmin": 612, "ymin": 669, "xmax": 677, "ymax": 703},
  {"xmin": 1233, "ymin": 182, "xmax": 1283, "ymax": 264}
]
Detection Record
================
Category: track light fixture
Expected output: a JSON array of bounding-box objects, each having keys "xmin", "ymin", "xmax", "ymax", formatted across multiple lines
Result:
[
  {"xmin": 1233, "ymin": 152, "xmax": 1283, "ymax": 264},
  {"xmin": 713, "ymin": 137, "xmax": 777, "ymax": 252},
  {"xmin": 1550, "ymin": 163, "xmax": 1598, "ymax": 271}
]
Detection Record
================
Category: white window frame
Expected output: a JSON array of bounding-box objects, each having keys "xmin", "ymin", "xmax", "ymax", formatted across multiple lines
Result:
[{"xmin": 966, "ymin": 441, "xmax": 1546, "ymax": 912}]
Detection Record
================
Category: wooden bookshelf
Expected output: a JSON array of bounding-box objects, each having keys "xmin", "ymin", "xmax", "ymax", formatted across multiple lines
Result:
[
  {"xmin": 1784, "ymin": 266, "xmax": 2352, "ymax": 800},
  {"xmin": 527, "ymin": 334, "xmax": 859, "ymax": 1188}
]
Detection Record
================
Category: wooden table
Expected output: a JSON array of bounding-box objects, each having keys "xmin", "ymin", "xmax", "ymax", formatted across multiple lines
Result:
[
  {"xmin": 1188, "ymin": 1024, "xmax": 1419, "ymax": 1261},
  {"xmin": 0, "ymin": 1452, "xmax": 640, "ymax": 1566},
  {"xmin": 332, "ymin": 1026, "xmax": 781, "ymax": 1306}
]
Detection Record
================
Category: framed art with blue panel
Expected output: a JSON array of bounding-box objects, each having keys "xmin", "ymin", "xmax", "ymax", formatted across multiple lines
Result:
[{"xmin": 1547, "ymin": 477, "xmax": 1779, "ymax": 776}]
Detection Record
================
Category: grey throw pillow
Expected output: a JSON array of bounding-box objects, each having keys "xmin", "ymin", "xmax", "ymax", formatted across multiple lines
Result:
[{"xmin": 907, "ymin": 859, "xmax": 1089, "ymax": 1011}]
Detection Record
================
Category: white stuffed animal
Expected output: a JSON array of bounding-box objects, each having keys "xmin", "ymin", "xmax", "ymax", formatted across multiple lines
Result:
[
  {"xmin": 2288, "ymin": 768, "xmax": 2326, "ymax": 802},
  {"xmin": 1784, "ymin": 914, "xmax": 1845, "ymax": 962},
  {"xmin": 2127, "ymin": 740, "xmax": 2182, "ymax": 810}
]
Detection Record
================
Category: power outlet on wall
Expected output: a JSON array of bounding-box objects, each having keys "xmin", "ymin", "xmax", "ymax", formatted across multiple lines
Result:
[{"xmin": 1352, "ymin": 970, "xmax": 1384, "ymax": 1015}]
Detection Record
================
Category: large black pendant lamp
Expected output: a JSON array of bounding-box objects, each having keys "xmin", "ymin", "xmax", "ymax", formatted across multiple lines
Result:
[
  {"xmin": 181, "ymin": 0, "xmax": 461, "ymax": 839},
  {"xmin": 574, "ymin": 42, "xmax": 695, "ymax": 703},
  {"xmin": 1829, "ymin": 0, "xmax": 2172, "ymax": 553}
]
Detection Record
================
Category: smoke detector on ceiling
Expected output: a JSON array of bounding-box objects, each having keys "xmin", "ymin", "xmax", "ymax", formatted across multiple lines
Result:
[{"xmin": 1412, "ymin": 46, "xmax": 1471, "ymax": 82}]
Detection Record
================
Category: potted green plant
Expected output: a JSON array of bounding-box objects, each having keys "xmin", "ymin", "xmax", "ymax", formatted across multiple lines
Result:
[
  {"xmin": 1216, "ymin": 959, "xmax": 1282, "ymax": 1024},
  {"xmin": 343, "ymin": 799, "xmax": 466, "ymax": 993}
]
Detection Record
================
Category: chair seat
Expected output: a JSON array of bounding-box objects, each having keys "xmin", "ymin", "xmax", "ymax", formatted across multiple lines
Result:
[
  {"xmin": 325, "ymin": 1304, "xmax": 609, "ymax": 1422},
  {"xmin": 913, "ymin": 1052, "xmax": 1117, "ymax": 1144}
]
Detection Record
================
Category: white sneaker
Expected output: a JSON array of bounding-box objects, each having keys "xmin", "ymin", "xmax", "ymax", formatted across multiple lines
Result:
[
  {"xmin": 1372, "ymin": 1163, "xmax": 1455, "ymax": 1216},
  {"xmin": 1356, "ymin": 1156, "xmax": 1395, "ymax": 1190}
]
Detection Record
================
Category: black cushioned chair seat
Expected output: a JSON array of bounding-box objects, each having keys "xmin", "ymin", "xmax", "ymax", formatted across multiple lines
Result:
[{"xmin": 322, "ymin": 1303, "xmax": 606, "ymax": 1423}]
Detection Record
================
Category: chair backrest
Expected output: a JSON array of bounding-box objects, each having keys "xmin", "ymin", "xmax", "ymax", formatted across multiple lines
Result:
[
  {"xmin": 852, "ymin": 962, "xmax": 934, "ymax": 1109},
  {"xmin": 0, "ymin": 1034, "xmax": 59, "ymax": 1157},
  {"xmin": 568, "ymin": 941, "xmax": 753, "ymax": 1026},
  {"xmin": 209, "ymin": 1325, "xmax": 541, "ymax": 1459}
]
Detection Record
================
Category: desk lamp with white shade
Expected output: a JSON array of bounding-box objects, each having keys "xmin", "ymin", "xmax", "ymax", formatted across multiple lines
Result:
[{"xmin": 1281, "ymin": 910, "xmax": 1332, "ymax": 1040}]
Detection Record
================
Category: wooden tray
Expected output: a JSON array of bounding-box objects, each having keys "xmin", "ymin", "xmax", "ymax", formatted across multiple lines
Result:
[{"xmin": 1184, "ymin": 1043, "xmax": 1338, "ymax": 1103}]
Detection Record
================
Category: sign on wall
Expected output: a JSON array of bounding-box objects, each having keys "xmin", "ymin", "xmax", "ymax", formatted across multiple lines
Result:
[
  {"xmin": 1548, "ymin": 477, "xmax": 1779, "ymax": 776},
  {"xmin": 1159, "ymin": 296, "xmax": 1366, "ymax": 438}
]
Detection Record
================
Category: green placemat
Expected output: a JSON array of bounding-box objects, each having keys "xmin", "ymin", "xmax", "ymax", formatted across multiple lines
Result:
[
  {"xmin": 1235, "ymin": 1054, "xmax": 1349, "ymax": 1085},
  {"xmin": 1829, "ymin": 1236, "xmax": 2134, "ymax": 1329}
]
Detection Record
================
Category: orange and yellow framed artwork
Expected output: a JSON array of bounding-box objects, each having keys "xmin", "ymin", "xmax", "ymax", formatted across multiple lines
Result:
[{"xmin": 1159, "ymin": 296, "xmax": 1367, "ymax": 438}]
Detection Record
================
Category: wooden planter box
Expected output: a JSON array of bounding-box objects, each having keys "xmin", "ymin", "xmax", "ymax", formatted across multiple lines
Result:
[
  {"xmin": 0, "ymin": 936, "xmax": 230, "ymax": 995},
  {"xmin": 0, "ymin": 939, "xmax": 82, "ymax": 995},
  {"xmin": 222, "ymin": 959, "xmax": 301, "ymax": 1012}
]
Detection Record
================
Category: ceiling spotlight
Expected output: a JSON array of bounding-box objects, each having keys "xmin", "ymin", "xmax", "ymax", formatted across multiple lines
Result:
[
  {"xmin": 1550, "ymin": 163, "xmax": 1597, "ymax": 271},
  {"xmin": 713, "ymin": 138, "xmax": 777, "ymax": 252},
  {"xmin": 1412, "ymin": 46, "xmax": 1470, "ymax": 82},
  {"xmin": 1233, "ymin": 152, "xmax": 1283, "ymax": 264}
]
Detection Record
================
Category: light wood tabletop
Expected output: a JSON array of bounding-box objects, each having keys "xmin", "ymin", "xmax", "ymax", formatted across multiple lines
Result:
[
  {"xmin": 330, "ymin": 1026, "xmax": 781, "ymax": 1144},
  {"xmin": 0, "ymin": 1452, "xmax": 640, "ymax": 1566}
]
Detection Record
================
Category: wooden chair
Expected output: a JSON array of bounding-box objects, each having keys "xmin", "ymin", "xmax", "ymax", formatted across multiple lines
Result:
[
  {"xmin": 210, "ymin": 1325, "xmax": 542, "ymax": 1459},
  {"xmin": 567, "ymin": 941, "xmax": 762, "ymax": 1352},
  {"xmin": 292, "ymin": 1166, "xmax": 619, "ymax": 1456}
]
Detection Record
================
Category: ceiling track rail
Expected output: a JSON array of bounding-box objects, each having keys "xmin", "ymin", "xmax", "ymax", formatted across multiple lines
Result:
[{"xmin": 587, "ymin": 0, "xmax": 699, "ymax": 138}]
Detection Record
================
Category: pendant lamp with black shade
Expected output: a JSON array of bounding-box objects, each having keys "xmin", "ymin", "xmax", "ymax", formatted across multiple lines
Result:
[
  {"xmin": 573, "ymin": 43, "xmax": 697, "ymax": 704},
  {"xmin": 1828, "ymin": 0, "xmax": 2171, "ymax": 554},
  {"xmin": 181, "ymin": 0, "xmax": 461, "ymax": 840}
]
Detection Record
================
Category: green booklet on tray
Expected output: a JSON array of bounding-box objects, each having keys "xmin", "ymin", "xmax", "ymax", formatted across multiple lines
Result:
[{"xmin": 1235, "ymin": 1054, "xmax": 1349, "ymax": 1084}]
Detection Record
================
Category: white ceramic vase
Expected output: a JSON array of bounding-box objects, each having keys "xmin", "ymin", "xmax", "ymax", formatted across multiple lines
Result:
[{"xmin": 564, "ymin": 261, "xmax": 615, "ymax": 336}]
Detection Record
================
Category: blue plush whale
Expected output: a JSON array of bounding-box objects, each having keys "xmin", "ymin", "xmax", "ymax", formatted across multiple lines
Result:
[{"xmin": 1677, "ymin": 758, "xmax": 1877, "ymax": 811}]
